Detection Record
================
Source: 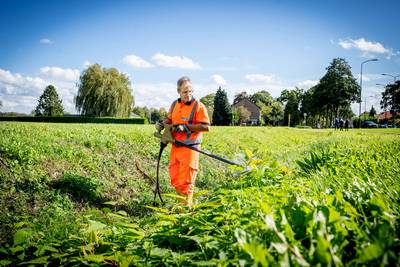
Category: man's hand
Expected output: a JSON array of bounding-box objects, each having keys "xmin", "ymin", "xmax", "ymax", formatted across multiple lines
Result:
[
  {"xmin": 172, "ymin": 124, "xmax": 190, "ymax": 133},
  {"xmin": 155, "ymin": 121, "xmax": 164, "ymax": 132}
]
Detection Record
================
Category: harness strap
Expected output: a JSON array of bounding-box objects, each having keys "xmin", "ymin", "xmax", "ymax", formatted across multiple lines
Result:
[
  {"xmin": 188, "ymin": 100, "xmax": 198, "ymax": 124},
  {"xmin": 186, "ymin": 100, "xmax": 198, "ymax": 140}
]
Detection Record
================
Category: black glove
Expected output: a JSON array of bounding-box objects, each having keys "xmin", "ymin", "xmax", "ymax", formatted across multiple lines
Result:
[{"xmin": 172, "ymin": 124, "xmax": 190, "ymax": 133}]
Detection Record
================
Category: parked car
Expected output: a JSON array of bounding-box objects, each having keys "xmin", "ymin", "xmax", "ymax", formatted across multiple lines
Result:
[
  {"xmin": 361, "ymin": 120, "xmax": 378, "ymax": 128},
  {"xmin": 379, "ymin": 123, "xmax": 392, "ymax": 128}
]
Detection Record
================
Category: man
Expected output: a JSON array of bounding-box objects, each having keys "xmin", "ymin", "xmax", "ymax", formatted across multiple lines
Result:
[{"xmin": 156, "ymin": 76, "xmax": 210, "ymax": 207}]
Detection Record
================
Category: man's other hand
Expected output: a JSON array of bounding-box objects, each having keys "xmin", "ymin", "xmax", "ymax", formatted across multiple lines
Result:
[{"xmin": 172, "ymin": 124, "xmax": 190, "ymax": 132}]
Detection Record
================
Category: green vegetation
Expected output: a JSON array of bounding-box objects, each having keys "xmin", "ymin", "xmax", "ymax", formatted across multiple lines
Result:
[
  {"xmin": 212, "ymin": 87, "xmax": 231, "ymax": 126},
  {"xmin": 0, "ymin": 122, "xmax": 399, "ymax": 266},
  {"xmin": 34, "ymin": 85, "xmax": 64, "ymax": 116},
  {"xmin": 76, "ymin": 64, "xmax": 134, "ymax": 117}
]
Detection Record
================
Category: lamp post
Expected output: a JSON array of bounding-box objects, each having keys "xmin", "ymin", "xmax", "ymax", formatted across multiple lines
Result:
[
  {"xmin": 359, "ymin": 58, "xmax": 378, "ymax": 128},
  {"xmin": 381, "ymin": 73, "xmax": 400, "ymax": 83}
]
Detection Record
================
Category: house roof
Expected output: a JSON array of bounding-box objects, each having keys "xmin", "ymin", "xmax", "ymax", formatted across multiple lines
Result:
[
  {"xmin": 377, "ymin": 111, "xmax": 400, "ymax": 120},
  {"xmin": 232, "ymin": 98, "xmax": 261, "ymax": 110}
]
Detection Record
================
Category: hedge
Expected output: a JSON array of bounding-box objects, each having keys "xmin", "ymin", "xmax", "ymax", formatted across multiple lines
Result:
[{"xmin": 0, "ymin": 116, "xmax": 146, "ymax": 124}]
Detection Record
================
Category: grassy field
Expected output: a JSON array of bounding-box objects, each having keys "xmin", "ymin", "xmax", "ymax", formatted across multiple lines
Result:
[{"xmin": 0, "ymin": 122, "xmax": 399, "ymax": 266}]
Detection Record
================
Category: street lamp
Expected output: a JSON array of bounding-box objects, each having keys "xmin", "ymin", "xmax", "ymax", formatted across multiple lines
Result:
[
  {"xmin": 381, "ymin": 73, "xmax": 400, "ymax": 83},
  {"xmin": 359, "ymin": 58, "xmax": 378, "ymax": 128}
]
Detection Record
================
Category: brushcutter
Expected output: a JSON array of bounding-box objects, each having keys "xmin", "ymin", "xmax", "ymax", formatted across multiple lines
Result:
[{"xmin": 153, "ymin": 123, "xmax": 241, "ymax": 206}]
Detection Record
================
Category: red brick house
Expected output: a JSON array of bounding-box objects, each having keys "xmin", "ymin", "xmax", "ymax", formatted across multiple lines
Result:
[
  {"xmin": 232, "ymin": 98, "xmax": 261, "ymax": 125},
  {"xmin": 377, "ymin": 111, "xmax": 400, "ymax": 121}
]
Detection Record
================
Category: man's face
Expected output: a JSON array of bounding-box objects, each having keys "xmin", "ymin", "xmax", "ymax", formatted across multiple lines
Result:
[{"xmin": 179, "ymin": 81, "xmax": 193, "ymax": 102}]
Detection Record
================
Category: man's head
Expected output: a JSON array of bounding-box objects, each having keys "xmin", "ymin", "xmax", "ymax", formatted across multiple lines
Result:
[{"xmin": 177, "ymin": 76, "xmax": 193, "ymax": 103}]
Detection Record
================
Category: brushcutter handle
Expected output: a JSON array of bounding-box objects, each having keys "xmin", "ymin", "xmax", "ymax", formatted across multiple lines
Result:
[{"xmin": 154, "ymin": 123, "xmax": 174, "ymax": 144}]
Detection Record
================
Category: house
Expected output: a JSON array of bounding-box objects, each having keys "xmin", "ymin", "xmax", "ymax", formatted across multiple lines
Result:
[
  {"xmin": 377, "ymin": 111, "xmax": 400, "ymax": 121},
  {"xmin": 232, "ymin": 98, "xmax": 261, "ymax": 125}
]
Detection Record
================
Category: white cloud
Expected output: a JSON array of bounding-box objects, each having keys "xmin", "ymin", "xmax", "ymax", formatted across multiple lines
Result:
[
  {"xmin": 134, "ymin": 83, "xmax": 176, "ymax": 109},
  {"xmin": 122, "ymin": 54, "xmax": 154, "ymax": 69},
  {"xmin": 298, "ymin": 80, "xmax": 319, "ymax": 89},
  {"xmin": 338, "ymin": 38, "xmax": 398, "ymax": 59},
  {"xmin": 40, "ymin": 38, "xmax": 53, "ymax": 44},
  {"xmin": 245, "ymin": 73, "xmax": 276, "ymax": 83},
  {"xmin": 0, "ymin": 69, "xmax": 47, "ymax": 96},
  {"xmin": 0, "ymin": 69, "xmax": 47, "ymax": 113},
  {"xmin": 211, "ymin": 74, "xmax": 227, "ymax": 86},
  {"xmin": 151, "ymin": 53, "xmax": 201, "ymax": 69},
  {"xmin": 0, "ymin": 68, "xmax": 78, "ymax": 114},
  {"xmin": 356, "ymin": 73, "xmax": 387, "ymax": 82},
  {"xmin": 40, "ymin": 66, "xmax": 80, "ymax": 81},
  {"xmin": 133, "ymin": 82, "xmax": 220, "ymax": 109}
]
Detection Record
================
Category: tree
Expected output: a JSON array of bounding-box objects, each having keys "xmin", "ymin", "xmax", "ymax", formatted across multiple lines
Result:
[
  {"xmin": 132, "ymin": 106, "xmax": 150, "ymax": 123},
  {"xmin": 250, "ymin": 90, "xmax": 275, "ymax": 125},
  {"xmin": 278, "ymin": 88, "xmax": 303, "ymax": 126},
  {"xmin": 212, "ymin": 87, "xmax": 231, "ymax": 125},
  {"xmin": 381, "ymin": 81, "xmax": 400, "ymax": 116},
  {"xmin": 250, "ymin": 90, "xmax": 273, "ymax": 107},
  {"xmin": 369, "ymin": 106, "xmax": 377, "ymax": 118},
  {"xmin": 316, "ymin": 58, "xmax": 360, "ymax": 124},
  {"xmin": 200, "ymin": 93, "xmax": 215, "ymax": 123},
  {"xmin": 150, "ymin": 107, "xmax": 168, "ymax": 123},
  {"xmin": 268, "ymin": 101, "xmax": 284, "ymax": 126},
  {"xmin": 237, "ymin": 106, "xmax": 251, "ymax": 124},
  {"xmin": 34, "ymin": 85, "xmax": 64, "ymax": 116},
  {"xmin": 75, "ymin": 64, "xmax": 134, "ymax": 117}
]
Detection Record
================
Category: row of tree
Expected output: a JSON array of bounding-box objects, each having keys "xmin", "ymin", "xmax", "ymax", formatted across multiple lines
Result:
[
  {"xmin": 285, "ymin": 58, "xmax": 399, "ymax": 127},
  {"xmin": 195, "ymin": 58, "xmax": 359, "ymax": 127},
  {"xmin": 197, "ymin": 58, "xmax": 399, "ymax": 127},
  {"xmin": 25, "ymin": 59, "xmax": 399, "ymax": 127}
]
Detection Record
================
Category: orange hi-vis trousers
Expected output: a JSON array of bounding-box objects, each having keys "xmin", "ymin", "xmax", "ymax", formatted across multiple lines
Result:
[{"xmin": 169, "ymin": 144, "xmax": 199, "ymax": 195}]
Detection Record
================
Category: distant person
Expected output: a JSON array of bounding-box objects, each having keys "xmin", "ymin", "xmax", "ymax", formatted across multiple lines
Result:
[
  {"xmin": 339, "ymin": 118, "xmax": 344, "ymax": 131},
  {"xmin": 344, "ymin": 119, "xmax": 349, "ymax": 131},
  {"xmin": 334, "ymin": 118, "xmax": 339, "ymax": 130}
]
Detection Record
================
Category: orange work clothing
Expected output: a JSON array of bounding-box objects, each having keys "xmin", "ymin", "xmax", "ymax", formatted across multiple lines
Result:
[{"xmin": 168, "ymin": 98, "xmax": 210, "ymax": 195}]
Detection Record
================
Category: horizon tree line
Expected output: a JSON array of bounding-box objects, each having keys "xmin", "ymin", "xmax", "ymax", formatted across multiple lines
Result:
[{"xmin": 14, "ymin": 59, "xmax": 399, "ymax": 127}]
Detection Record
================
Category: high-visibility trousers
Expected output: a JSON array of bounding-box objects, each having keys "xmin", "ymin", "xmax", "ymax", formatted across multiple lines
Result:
[{"xmin": 169, "ymin": 144, "xmax": 199, "ymax": 195}]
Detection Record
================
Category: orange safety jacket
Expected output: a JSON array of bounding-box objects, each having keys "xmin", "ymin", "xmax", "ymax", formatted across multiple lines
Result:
[{"xmin": 168, "ymin": 98, "xmax": 209, "ymax": 145}]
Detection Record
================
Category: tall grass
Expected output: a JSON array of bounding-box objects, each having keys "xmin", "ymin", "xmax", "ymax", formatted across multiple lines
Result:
[{"xmin": 0, "ymin": 122, "xmax": 399, "ymax": 265}]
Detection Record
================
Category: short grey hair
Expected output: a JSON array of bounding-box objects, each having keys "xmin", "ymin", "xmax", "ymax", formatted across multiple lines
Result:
[{"xmin": 177, "ymin": 76, "xmax": 191, "ymax": 92}]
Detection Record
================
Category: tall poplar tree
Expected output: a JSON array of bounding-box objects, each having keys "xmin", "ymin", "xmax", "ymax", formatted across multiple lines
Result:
[{"xmin": 212, "ymin": 87, "xmax": 231, "ymax": 125}]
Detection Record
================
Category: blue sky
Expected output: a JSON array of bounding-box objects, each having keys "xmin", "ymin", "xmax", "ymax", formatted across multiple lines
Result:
[{"xmin": 1, "ymin": 0, "xmax": 399, "ymax": 114}]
